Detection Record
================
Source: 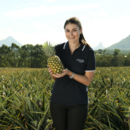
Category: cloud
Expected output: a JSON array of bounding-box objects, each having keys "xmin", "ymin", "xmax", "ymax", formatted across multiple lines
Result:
[
  {"xmin": 87, "ymin": 10, "xmax": 108, "ymax": 19},
  {"xmin": 79, "ymin": 10, "xmax": 108, "ymax": 21},
  {"xmin": 15, "ymin": 6, "xmax": 21, "ymax": 8},
  {"xmin": 34, "ymin": 22, "xmax": 55, "ymax": 31},
  {"xmin": 45, "ymin": 0, "xmax": 57, "ymax": 2},
  {"xmin": 15, "ymin": 3, "xmax": 36, "ymax": 8},
  {"xmin": 33, "ymin": 21, "xmax": 63, "ymax": 31},
  {"xmin": 29, "ymin": 3, "xmax": 36, "ymax": 5},
  {"xmin": 4, "ymin": 4, "xmax": 101, "ymax": 18},
  {"xmin": 2, "ymin": 12, "xmax": 130, "ymax": 47},
  {"xmin": 81, "ymin": 15, "xmax": 130, "ymax": 47},
  {"xmin": 0, "ymin": 26, "xmax": 65, "ymax": 46}
]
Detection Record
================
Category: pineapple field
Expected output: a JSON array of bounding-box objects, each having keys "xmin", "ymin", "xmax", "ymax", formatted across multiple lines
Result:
[{"xmin": 0, "ymin": 67, "xmax": 130, "ymax": 130}]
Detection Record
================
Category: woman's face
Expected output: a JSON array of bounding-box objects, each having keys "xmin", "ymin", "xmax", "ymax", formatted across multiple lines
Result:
[{"xmin": 64, "ymin": 23, "xmax": 82, "ymax": 44}]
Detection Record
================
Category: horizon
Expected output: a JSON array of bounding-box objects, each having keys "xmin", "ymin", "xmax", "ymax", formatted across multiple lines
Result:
[
  {"xmin": 0, "ymin": 34, "xmax": 130, "ymax": 49},
  {"xmin": 0, "ymin": 0, "xmax": 130, "ymax": 48},
  {"xmin": 1, "ymin": 35, "xmax": 130, "ymax": 50}
]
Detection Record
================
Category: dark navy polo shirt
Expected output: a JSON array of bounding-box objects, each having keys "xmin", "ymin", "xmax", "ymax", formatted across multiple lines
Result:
[{"xmin": 51, "ymin": 41, "xmax": 96, "ymax": 105}]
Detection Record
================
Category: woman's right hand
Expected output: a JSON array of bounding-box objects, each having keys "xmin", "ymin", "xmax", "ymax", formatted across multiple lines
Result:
[
  {"xmin": 47, "ymin": 65, "xmax": 67, "ymax": 79},
  {"xmin": 48, "ymin": 67, "xmax": 53, "ymax": 75},
  {"xmin": 47, "ymin": 66, "xmax": 57, "ymax": 80}
]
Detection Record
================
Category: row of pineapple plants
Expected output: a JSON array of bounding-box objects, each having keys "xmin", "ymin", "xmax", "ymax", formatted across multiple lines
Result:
[
  {"xmin": 0, "ymin": 68, "xmax": 53, "ymax": 130},
  {"xmin": 85, "ymin": 67, "xmax": 130, "ymax": 130},
  {"xmin": 0, "ymin": 67, "xmax": 130, "ymax": 129}
]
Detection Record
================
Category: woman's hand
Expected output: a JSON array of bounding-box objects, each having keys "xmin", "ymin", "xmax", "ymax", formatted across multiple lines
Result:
[
  {"xmin": 48, "ymin": 67, "xmax": 56, "ymax": 80},
  {"xmin": 53, "ymin": 68, "xmax": 70, "ymax": 78},
  {"xmin": 48, "ymin": 66, "xmax": 71, "ymax": 78}
]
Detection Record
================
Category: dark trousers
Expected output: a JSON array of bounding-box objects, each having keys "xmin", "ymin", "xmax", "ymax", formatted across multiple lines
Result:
[{"xmin": 50, "ymin": 101, "xmax": 88, "ymax": 130}]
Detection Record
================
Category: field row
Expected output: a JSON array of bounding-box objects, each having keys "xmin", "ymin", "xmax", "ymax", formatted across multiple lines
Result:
[{"xmin": 0, "ymin": 67, "xmax": 130, "ymax": 130}]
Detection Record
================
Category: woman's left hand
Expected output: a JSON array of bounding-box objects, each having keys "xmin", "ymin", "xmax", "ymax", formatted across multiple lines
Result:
[{"xmin": 53, "ymin": 68, "xmax": 70, "ymax": 78}]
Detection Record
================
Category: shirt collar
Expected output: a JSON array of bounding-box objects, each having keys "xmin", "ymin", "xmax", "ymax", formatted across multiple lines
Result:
[{"xmin": 63, "ymin": 41, "xmax": 86, "ymax": 51}]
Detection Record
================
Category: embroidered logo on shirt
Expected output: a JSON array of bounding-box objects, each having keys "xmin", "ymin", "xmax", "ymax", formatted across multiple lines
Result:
[{"xmin": 76, "ymin": 59, "xmax": 85, "ymax": 63}]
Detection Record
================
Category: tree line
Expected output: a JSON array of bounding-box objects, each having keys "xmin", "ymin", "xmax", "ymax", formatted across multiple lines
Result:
[
  {"xmin": 95, "ymin": 49, "xmax": 130, "ymax": 67},
  {"xmin": 0, "ymin": 43, "xmax": 49, "ymax": 68},
  {"xmin": 0, "ymin": 42, "xmax": 130, "ymax": 67}
]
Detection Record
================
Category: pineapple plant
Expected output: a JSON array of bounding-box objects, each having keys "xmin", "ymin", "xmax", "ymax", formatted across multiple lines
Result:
[
  {"xmin": 1, "ymin": 67, "xmax": 130, "ymax": 130},
  {"xmin": 47, "ymin": 55, "xmax": 64, "ymax": 74}
]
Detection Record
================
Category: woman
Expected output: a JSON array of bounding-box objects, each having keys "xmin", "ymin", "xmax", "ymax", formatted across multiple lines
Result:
[{"xmin": 48, "ymin": 17, "xmax": 96, "ymax": 130}]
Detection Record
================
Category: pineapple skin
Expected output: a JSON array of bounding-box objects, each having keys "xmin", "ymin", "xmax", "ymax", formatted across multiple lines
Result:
[{"xmin": 47, "ymin": 55, "xmax": 64, "ymax": 74}]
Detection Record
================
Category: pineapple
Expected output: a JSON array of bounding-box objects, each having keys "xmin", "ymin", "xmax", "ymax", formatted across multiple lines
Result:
[{"xmin": 47, "ymin": 55, "xmax": 64, "ymax": 74}]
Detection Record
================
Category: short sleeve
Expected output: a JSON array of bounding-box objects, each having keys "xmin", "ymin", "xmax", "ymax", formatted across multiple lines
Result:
[{"xmin": 85, "ymin": 49, "xmax": 96, "ymax": 72}]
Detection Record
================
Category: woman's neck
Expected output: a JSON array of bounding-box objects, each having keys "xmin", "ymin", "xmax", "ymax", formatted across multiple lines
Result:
[{"xmin": 68, "ymin": 42, "xmax": 81, "ymax": 54}]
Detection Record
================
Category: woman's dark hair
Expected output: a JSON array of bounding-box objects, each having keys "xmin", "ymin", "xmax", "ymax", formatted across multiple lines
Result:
[{"xmin": 64, "ymin": 17, "xmax": 90, "ymax": 47}]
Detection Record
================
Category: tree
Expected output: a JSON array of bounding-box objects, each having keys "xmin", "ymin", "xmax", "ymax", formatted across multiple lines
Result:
[
  {"xmin": 98, "ymin": 49, "xmax": 103, "ymax": 54},
  {"xmin": 0, "ymin": 45, "xmax": 11, "ymax": 67},
  {"xmin": 125, "ymin": 53, "xmax": 130, "ymax": 66},
  {"xmin": 31, "ymin": 44, "xmax": 47, "ymax": 68},
  {"xmin": 19, "ymin": 44, "xmax": 34, "ymax": 67},
  {"xmin": 113, "ymin": 49, "xmax": 120, "ymax": 57},
  {"xmin": 112, "ymin": 49, "xmax": 125, "ymax": 66},
  {"xmin": 11, "ymin": 43, "xmax": 20, "ymax": 67},
  {"xmin": 103, "ymin": 49, "xmax": 107, "ymax": 55}
]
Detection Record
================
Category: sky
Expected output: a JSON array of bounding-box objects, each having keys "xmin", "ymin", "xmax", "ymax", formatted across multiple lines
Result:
[{"xmin": 0, "ymin": 0, "xmax": 130, "ymax": 48}]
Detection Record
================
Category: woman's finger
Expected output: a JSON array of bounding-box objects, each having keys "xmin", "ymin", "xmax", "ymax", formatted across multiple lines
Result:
[
  {"xmin": 48, "ymin": 68, "xmax": 52, "ymax": 72},
  {"xmin": 48, "ymin": 67, "xmax": 51, "ymax": 70},
  {"xmin": 55, "ymin": 73, "xmax": 64, "ymax": 78},
  {"xmin": 52, "ymin": 73, "xmax": 60, "ymax": 78},
  {"xmin": 48, "ymin": 69, "xmax": 51, "ymax": 73}
]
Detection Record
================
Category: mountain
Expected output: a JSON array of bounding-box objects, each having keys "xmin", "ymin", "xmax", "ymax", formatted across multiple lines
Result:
[
  {"xmin": 106, "ymin": 35, "xmax": 130, "ymax": 50},
  {"xmin": 93, "ymin": 42, "xmax": 105, "ymax": 50},
  {"xmin": 0, "ymin": 36, "xmax": 22, "ymax": 47}
]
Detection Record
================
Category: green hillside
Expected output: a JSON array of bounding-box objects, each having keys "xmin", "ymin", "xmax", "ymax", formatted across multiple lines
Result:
[{"xmin": 106, "ymin": 35, "xmax": 130, "ymax": 50}]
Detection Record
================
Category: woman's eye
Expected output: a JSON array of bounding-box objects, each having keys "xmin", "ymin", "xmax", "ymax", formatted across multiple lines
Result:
[{"xmin": 66, "ymin": 30, "xmax": 76, "ymax": 32}]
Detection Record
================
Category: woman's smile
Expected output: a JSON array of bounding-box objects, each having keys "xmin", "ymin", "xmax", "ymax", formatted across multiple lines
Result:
[{"xmin": 65, "ymin": 23, "xmax": 82, "ymax": 44}]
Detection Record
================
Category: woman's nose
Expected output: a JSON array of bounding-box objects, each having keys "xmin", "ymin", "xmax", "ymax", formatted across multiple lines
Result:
[{"xmin": 69, "ymin": 31, "xmax": 73, "ymax": 36}]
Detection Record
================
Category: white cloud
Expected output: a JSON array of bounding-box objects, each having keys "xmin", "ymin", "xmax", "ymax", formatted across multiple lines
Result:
[
  {"xmin": 0, "ymin": 26, "xmax": 65, "ymax": 46},
  {"xmin": 33, "ymin": 21, "xmax": 63, "ymax": 31},
  {"xmin": 81, "ymin": 15, "xmax": 130, "ymax": 48},
  {"xmin": 34, "ymin": 22, "xmax": 50, "ymax": 30},
  {"xmin": 0, "ymin": 28, "xmax": 26, "ymax": 45},
  {"xmin": 79, "ymin": 10, "xmax": 108, "ymax": 22},
  {"xmin": 45, "ymin": 0, "xmax": 57, "ymax": 2},
  {"xmin": 4, "ymin": 4, "xmax": 101, "ymax": 18},
  {"xmin": 32, "ymin": 21, "xmax": 66, "ymax": 45},
  {"xmin": 1, "ymin": 14, "xmax": 130, "ymax": 48},
  {"xmin": 29, "ymin": 3, "xmax": 36, "ymax": 5},
  {"xmin": 87, "ymin": 10, "xmax": 108, "ymax": 20},
  {"xmin": 15, "ymin": 3, "xmax": 36, "ymax": 8},
  {"xmin": 15, "ymin": 6, "xmax": 21, "ymax": 8}
]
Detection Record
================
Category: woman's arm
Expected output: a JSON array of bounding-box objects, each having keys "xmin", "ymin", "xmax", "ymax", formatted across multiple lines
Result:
[
  {"xmin": 67, "ymin": 70, "xmax": 95, "ymax": 86},
  {"xmin": 51, "ymin": 69, "xmax": 95, "ymax": 86}
]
